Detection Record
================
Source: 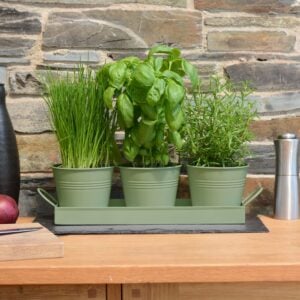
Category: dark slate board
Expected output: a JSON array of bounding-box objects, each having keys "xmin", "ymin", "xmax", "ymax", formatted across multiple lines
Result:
[{"xmin": 35, "ymin": 214, "xmax": 269, "ymax": 235}]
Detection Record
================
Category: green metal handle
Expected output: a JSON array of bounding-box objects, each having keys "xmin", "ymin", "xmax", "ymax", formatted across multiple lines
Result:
[
  {"xmin": 37, "ymin": 188, "xmax": 58, "ymax": 207},
  {"xmin": 242, "ymin": 185, "xmax": 263, "ymax": 206}
]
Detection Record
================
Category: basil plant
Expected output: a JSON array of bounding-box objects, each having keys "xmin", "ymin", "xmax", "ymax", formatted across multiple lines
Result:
[{"xmin": 98, "ymin": 45, "xmax": 199, "ymax": 167}]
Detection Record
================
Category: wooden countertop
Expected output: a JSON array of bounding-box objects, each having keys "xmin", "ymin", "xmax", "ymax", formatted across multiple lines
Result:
[{"xmin": 1, "ymin": 216, "xmax": 300, "ymax": 285}]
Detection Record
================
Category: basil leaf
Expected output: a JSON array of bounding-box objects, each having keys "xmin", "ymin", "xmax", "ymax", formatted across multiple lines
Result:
[
  {"xmin": 117, "ymin": 93, "xmax": 134, "ymax": 128},
  {"xmin": 162, "ymin": 70, "xmax": 184, "ymax": 86},
  {"xmin": 155, "ymin": 129, "xmax": 164, "ymax": 147},
  {"xmin": 170, "ymin": 59, "xmax": 185, "ymax": 76},
  {"xmin": 137, "ymin": 118, "xmax": 156, "ymax": 145},
  {"xmin": 164, "ymin": 79, "xmax": 185, "ymax": 109},
  {"xmin": 123, "ymin": 137, "xmax": 139, "ymax": 162},
  {"xmin": 140, "ymin": 103, "xmax": 158, "ymax": 121},
  {"xmin": 127, "ymin": 81, "xmax": 148, "ymax": 104},
  {"xmin": 170, "ymin": 48, "xmax": 181, "ymax": 59},
  {"xmin": 165, "ymin": 104, "xmax": 185, "ymax": 131},
  {"xmin": 133, "ymin": 63, "xmax": 155, "ymax": 87},
  {"xmin": 108, "ymin": 61, "xmax": 127, "ymax": 89},
  {"xmin": 169, "ymin": 130, "xmax": 183, "ymax": 150},
  {"xmin": 154, "ymin": 57, "xmax": 164, "ymax": 72},
  {"xmin": 146, "ymin": 78, "xmax": 166, "ymax": 106},
  {"xmin": 121, "ymin": 56, "xmax": 141, "ymax": 66},
  {"xmin": 148, "ymin": 45, "xmax": 181, "ymax": 58}
]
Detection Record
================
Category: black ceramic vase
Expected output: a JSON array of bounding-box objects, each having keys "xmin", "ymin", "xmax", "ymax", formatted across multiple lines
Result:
[{"xmin": 0, "ymin": 84, "xmax": 20, "ymax": 203}]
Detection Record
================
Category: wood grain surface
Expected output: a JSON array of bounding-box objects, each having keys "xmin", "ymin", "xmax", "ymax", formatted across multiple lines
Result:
[
  {"xmin": 0, "ymin": 223, "xmax": 63, "ymax": 262},
  {"xmin": 123, "ymin": 283, "xmax": 300, "ymax": 300},
  {"xmin": 0, "ymin": 285, "xmax": 105, "ymax": 300},
  {"xmin": 0, "ymin": 216, "xmax": 300, "ymax": 284}
]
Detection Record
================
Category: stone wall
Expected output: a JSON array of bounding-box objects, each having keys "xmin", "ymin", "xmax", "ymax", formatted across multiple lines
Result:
[{"xmin": 0, "ymin": 0, "xmax": 300, "ymax": 216}]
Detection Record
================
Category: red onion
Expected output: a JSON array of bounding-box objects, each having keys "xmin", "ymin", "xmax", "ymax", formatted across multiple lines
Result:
[{"xmin": 0, "ymin": 195, "xmax": 19, "ymax": 224}]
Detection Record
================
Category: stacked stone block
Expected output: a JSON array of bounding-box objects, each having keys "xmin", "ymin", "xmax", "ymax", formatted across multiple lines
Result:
[{"xmin": 0, "ymin": 0, "xmax": 299, "ymax": 215}]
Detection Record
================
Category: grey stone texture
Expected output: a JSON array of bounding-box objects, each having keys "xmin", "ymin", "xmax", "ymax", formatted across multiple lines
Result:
[
  {"xmin": 7, "ymin": 98, "xmax": 51, "ymax": 133},
  {"xmin": 0, "ymin": 37, "xmax": 35, "ymax": 57},
  {"xmin": 0, "ymin": 67, "xmax": 6, "ymax": 84},
  {"xmin": 1, "ymin": 0, "xmax": 186, "ymax": 6},
  {"xmin": 9, "ymin": 71, "xmax": 42, "ymax": 95},
  {"xmin": 207, "ymin": 31, "xmax": 295, "ymax": 53},
  {"xmin": 0, "ymin": 58, "xmax": 30, "ymax": 65},
  {"xmin": 225, "ymin": 63, "xmax": 300, "ymax": 91},
  {"xmin": 195, "ymin": 0, "xmax": 297, "ymax": 14},
  {"xmin": 182, "ymin": 52, "xmax": 300, "ymax": 62},
  {"xmin": 0, "ymin": 6, "xmax": 41, "ymax": 34},
  {"xmin": 43, "ymin": 50, "xmax": 100, "ymax": 63},
  {"xmin": 251, "ymin": 92, "xmax": 300, "ymax": 115},
  {"xmin": 205, "ymin": 16, "xmax": 300, "ymax": 28},
  {"xmin": 247, "ymin": 144, "xmax": 275, "ymax": 175},
  {"xmin": 43, "ymin": 10, "xmax": 202, "ymax": 49}
]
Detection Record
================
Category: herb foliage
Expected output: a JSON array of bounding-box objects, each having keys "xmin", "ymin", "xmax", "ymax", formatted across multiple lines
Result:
[
  {"xmin": 43, "ymin": 66, "xmax": 118, "ymax": 168},
  {"xmin": 182, "ymin": 77, "xmax": 258, "ymax": 167},
  {"xmin": 98, "ymin": 45, "xmax": 199, "ymax": 167}
]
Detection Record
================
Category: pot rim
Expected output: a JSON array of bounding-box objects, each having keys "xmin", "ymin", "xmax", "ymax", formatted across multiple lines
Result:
[
  {"xmin": 119, "ymin": 165, "xmax": 181, "ymax": 171},
  {"xmin": 52, "ymin": 164, "xmax": 114, "ymax": 171},
  {"xmin": 187, "ymin": 164, "xmax": 248, "ymax": 170}
]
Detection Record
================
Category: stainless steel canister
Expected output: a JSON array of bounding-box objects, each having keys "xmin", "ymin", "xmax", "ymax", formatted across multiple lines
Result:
[{"xmin": 274, "ymin": 133, "xmax": 300, "ymax": 220}]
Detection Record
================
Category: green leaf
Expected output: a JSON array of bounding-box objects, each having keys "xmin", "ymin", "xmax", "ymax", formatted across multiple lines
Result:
[
  {"xmin": 131, "ymin": 128, "xmax": 142, "ymax": 147},
  {"xmin": 117, "ymin": 110, "xmax": 126, "ymax": 130},
  {"xmin": 148, "ymin": 45, "xmax": 181, "ymax": 58},
  {"xmin": 139, "ymin": 148, "xmax": 148, "ymax": 156},
  {"xmin": 148, "ymin": 45, "xmax": 173, "ymax": 57},
  {"xmin": 154, "ymin": 57, "xmax": 164, "ymax": 72},
  {"xmin": 137, "ymin": 118, "xmax": 156, "ymax": 146},
  {"xmin": 170, "ymin": 59, "xmax": 185, "ymax": 76},
  {"xmin": 146, "ymin": 78, "xmax": 166, "ymax": 106},
  {"xmin": 117, "ymin": 93, "xmax": 134, "ymax": 128},
  {"xmin": 164, "ymin": 79, "xmax": 185, "ymax": 109},
  {"xmin": 123, "ymin": 137, "xmax": 139, "ymax": 162},
  {"xmin": 127, "ymin": 81, "xmax": 148, "ymax": 104},
  {"xmin": 140, "ymin": 103, "xmax": 158, "ymax": 121},
  {"xmin": 182, "ymin": 60, "xmax": 199, "ymax": 91},
  {"xmin": 155, "ymin": 129, "xmax": 165, "ymax": 147},
  {"xmin": 162, "ymin": 70, "xmax": 184, "ymax": 86},
  {"xmin": 96, "ymin": 63, "xmax": 113, "ymax": 88},
  {"xmin": 121, "ymin": 56, "xmax": 141, "ymax": 66},
  {"xmin": 108, "ymin": 61, "xmax": 127, "ymax": 89},
  {"xmin": 133, "ymin": 63, "xmax": 155, "ymax": 87},
  {"xmin": 162, "ymin": 153, "xmax": 169, "ymax": 166},
  {"xmin": 170, "ymin": 48, "xmax": 181, "ymax": 59},
  {"xmin": 165, "ymin": 104, "xmax": 185, "ymax": 131},
  {"xmin": 103, "ymin": 87, "xmax": 115, "ymax": 109},
  {"xmin": 169, "ymin": 130, "xmax": 183, "ymax": 150}
]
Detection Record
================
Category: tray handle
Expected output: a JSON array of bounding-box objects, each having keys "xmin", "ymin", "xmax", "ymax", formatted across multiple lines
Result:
[
  {"xmin": 242, "ymin": 185, "xmax": 263, "ymax": 206},
  {"xmin": 37, "ymin": 188, "xmax": 58, "ymax": 207}
]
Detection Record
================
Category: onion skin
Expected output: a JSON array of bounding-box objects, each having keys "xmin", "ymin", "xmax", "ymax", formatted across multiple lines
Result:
[{"xmin": 0, "ymin": 195, "xmax": 19, "ymax": 224}]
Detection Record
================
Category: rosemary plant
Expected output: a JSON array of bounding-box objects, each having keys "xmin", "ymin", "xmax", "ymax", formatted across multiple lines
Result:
[
  {"xmin": 43, "ymin": 66, "xmax": 117, "ymax": 168},
  {"xmin": 182, "ymin": 76, "xmax": 258, "ymax": 167}
]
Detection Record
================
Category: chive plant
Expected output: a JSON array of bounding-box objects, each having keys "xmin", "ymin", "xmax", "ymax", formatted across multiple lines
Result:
[
  {"xmin": 43, "ymin": 66, "xmax": 117, "ymax": 168},
  {"xmin": 182, "ymin": 76, "xmax": 258, "ymax": 167}
]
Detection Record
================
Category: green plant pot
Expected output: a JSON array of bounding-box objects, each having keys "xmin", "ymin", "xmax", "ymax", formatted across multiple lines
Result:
[
  {"xmin": 53, "ymin": 165, "xmax": 113, "ymax": 207},
  {"xmin": 187, "ymin": 165, "xmax": 248, "ymax": 206},
  {"xmin": 120, "ymin": 165, "xmax": 181, "ymax": 207}
]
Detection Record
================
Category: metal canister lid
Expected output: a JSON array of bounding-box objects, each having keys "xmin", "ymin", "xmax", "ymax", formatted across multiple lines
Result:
[{"xmin": 277, "ymin": 133, "xmax": 297, "ymax": 139}]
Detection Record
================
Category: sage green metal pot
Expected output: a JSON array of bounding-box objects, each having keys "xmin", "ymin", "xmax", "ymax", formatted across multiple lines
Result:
[
  {"xmin": 53, "ymin": 165, "xmax": 113, "ymax": 207},
  {"xmin": 187, "ymin": 165, "xmax": 248, "ymax": 206},
  {"xmin": 120, "ymin": 165, "xmax": 181, "ymax": 207}
]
